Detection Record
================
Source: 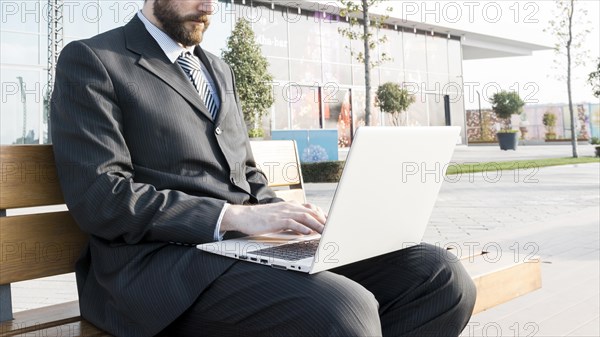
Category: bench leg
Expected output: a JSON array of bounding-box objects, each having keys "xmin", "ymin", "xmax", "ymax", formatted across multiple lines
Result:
[{"xmin": 0, "ymin": 284, "xmax": 13, "ymax": 322}]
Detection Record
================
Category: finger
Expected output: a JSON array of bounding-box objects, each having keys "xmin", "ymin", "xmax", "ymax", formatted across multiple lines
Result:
[
  {"xmin": 263, "ymin": 202, "xmax": 325, "ymax": 234},
  {"xmin": 302, "ymin": 203, "xmax": 327, "ymax": 224},
  {"xmin": 283, "ymin": 219, "xmax": 314, "ymax": 235},
  {"xmin": 312, "ymin": 205, "xmax": 327, "ymax": 219},
  {"xmin": 290, "ymin": 211, "xmax": 325, "ymax": 234}
]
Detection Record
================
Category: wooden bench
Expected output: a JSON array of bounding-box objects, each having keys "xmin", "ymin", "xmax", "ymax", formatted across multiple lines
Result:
[
  {"xmin": 0, "ymin": 145, "xmax": 107, "ymax": 336},
  {"xmin": 0, "ymin": 142, "xmax": 541, "ymax": 336},
  {"xmin": 0, "ymin": 142, "xmax": 306, "ymax": 336}
]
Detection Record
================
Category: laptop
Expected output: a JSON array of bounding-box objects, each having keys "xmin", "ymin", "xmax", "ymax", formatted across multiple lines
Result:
[{"xmin": 197, "ymin": 126, "xmax": 460, "ymax": 274}]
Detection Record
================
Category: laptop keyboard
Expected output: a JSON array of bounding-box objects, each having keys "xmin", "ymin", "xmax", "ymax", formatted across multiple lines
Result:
[{"xmin": 252, "ymin": 240, "xmax": 319, "ymax": 261}]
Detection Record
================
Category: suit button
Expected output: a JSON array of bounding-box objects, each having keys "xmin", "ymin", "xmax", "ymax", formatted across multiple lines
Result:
[{"xmin": 215, "ymin": 127, "xmax": 222, "ymax": 135}]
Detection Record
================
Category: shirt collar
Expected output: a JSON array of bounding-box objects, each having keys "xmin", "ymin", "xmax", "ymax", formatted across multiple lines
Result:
[{"xmin": 137, "ymin": 11, "xmax": 195, "ymax": 63}]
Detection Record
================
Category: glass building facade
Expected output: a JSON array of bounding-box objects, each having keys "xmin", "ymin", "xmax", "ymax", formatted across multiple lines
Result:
[{"xmin": 1, "ymin": 0, "xmax": 466, "ymax": 146}]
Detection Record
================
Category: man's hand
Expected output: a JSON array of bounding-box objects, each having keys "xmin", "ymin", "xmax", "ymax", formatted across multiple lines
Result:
[{"xmin": 220, "ymin": 202, "xmax": 327, "ymax": 236}]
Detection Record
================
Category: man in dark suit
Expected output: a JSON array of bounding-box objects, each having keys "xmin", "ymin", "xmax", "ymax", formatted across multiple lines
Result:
[{"xmin": 51, "ymin": 0, "xmax": 476, "ymax": 336}]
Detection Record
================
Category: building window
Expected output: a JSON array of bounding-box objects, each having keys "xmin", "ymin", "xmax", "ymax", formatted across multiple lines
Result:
[
  {"xmin": 289, "ymin": 85, "xmax": 321, "ymax": 130},
  {"xmin": 323, "ymin": 87, "xmax": 353, "ymax": 147},
  {"xmin": 1, "ymin": 69, "xmax": 43, "ymax": 144}
]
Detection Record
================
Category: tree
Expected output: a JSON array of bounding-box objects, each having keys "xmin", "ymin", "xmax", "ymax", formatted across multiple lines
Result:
[
  {"xmin": 588, "ymin": 58, "xmax": 600, "ymax": 98},
  {"xmin": 222, "ymin": 18, "xmax": 274, "ymax": 138},
  {"xmin": 338, "ymin": 0, "xmax": 392, "ymax": 126},
  {"xmin": 490, "ymin": 91, "xmax": 525, "ymax": 131},
  {"xmin": 546, "ymin": 0, "xmax": 591, "ymax": 158},
  {"xmin": 375, "ymin": 82, "xmax": 415, "ymax": 126}
]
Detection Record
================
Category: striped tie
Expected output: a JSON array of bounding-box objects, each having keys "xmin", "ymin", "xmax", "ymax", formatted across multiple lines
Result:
[{"xmin": 177, "ymin": 52, "xmax": 219, "ymax": 120}]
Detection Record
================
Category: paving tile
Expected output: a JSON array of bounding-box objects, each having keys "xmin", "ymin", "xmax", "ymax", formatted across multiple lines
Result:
[
  {"xmin": 565, "ymin": 316, "xmax": 600, "ymax": 336},
  {"xmin": 467, "ymin": 254, "xmax": 599, "ymax": 334},
  {"xmin": 536, "ymin": 296, "xmax": 600, "ymax": 336}
]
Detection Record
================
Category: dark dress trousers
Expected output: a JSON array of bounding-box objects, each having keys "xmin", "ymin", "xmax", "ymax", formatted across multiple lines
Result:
[{"xmin": 51, "ymin": 16, "xmax": 279, "ymax": 336}]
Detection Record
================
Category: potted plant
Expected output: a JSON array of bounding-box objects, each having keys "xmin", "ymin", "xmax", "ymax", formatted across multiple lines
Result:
[
  {"xmin": 490, "ymin": 91, "xmax": 525, "ymax": 150},
  {"xmin": 375, "ymin": 82, "xmax": 415, "ymax": 126},
  {"xmin": 591, "ymin": 137, "xmax": 600, "ymax": 157},
  {"xmin": 542, "ymin": 112, "xmax": 557, "ymax": 140},
  {"xmin": 222, "ymin": 19, "xmax": 274, "ymax": 139}
]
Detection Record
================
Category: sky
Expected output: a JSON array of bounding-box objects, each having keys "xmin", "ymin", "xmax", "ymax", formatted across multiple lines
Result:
[{"xmin": 381, "ymin": 0, "xmax": 600, "ymax": 109}]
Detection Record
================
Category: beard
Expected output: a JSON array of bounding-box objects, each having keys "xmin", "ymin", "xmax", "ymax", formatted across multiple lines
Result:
[{"xmin": 154, "ymin": 0, "xmax": 211, "ymax": 47}]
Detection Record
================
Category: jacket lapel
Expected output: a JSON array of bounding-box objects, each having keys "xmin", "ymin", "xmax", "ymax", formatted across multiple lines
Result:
[{"xmin": 124, "ymin": 16, "xmax": 214, "ymax": 122}]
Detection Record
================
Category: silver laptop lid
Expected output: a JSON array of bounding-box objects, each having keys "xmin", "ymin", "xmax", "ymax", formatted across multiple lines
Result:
[{"xmin": 310, "ymin": 126, "xmax": 460, "ymax": 273}]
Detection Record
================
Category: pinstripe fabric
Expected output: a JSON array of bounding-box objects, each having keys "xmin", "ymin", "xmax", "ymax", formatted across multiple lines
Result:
[
  {"xmin": 162, "ymin": 244, "xmax": 476, "ymax": 337},
  {"xmin": 177, "ymin": 52, "xmax": 219, "ymax": 119},
  {"xmin": 50, "ymin": 16, "xmax": 281, "ymax": 337}
]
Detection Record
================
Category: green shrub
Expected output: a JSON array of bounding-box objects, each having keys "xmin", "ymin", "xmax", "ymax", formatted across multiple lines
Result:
[
  {"xmin": 375, "ymin": 82, "xmax": 415, "ymax": 126},
  {"xmin": 543, "ymin": 112, "xmax": 557, "ymax": 140},
  {"xmin": 490, "ymin": 91, "xmax": 525, "ymax": 130},
  {"xmin": 591, "ymin": 136, "xmax": 600, "ymax": 145},
  {"xmin": 248, "ymin": 128, "xmax": 265, "ymax": 139},
  {"xmin": 542, "ymin": 112, "xmax": 557, "ymax": 128},
  {"xmin": 301, "ymin": 161, "xmax": 345, "ymax": 183}
]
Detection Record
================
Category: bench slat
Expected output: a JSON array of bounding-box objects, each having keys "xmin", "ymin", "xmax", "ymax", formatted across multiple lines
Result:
[
  {"xmin": 0, "ymin": 301, "xmax": 79, "ymax": 337},
  {"xmin": 462, "ymin": 253, "xmax": 542, "ymax": 314},
  {"xmin": 273, "ymin": 189, "xmax": 306, "ymax": 204},
  {"xmin": 16, "ymin": 321, "xmax": 113, "ymax": 337},
  {"xmin": 0, "ymin": 300, "xmax": 111, "ymax": 337},
  {"xmin": 250, "ymin": 141, "xmax": 303, "ymax": 187},
  {"xmin": 0, "ymin": 145, "xmax": 65, "ymax": 209},
  {"xmin": 0, "ymin": 212, "xmax": 87, "ymax": 284}
]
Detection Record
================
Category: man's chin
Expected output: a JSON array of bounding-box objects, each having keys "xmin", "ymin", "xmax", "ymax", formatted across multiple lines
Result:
[
  {"xmin": 191, "ymin": 32, "xmax": 205, "ymax": 46},
  {"xmin": 176, "ymin": 31, "xmax": 203, "ymax": 47},
  {"xmin": 181, "ymin": 25, "xmax": 209, "ymax": 46}
]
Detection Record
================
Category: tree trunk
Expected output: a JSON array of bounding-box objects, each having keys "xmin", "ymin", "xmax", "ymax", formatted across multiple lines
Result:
[
  {"xmin": 567, "ymin": 0, "xmax": 578, "ymax": 158},
  {"xmin": 362, "ymin": 0, "xmax": 371, "ymax": 126}
]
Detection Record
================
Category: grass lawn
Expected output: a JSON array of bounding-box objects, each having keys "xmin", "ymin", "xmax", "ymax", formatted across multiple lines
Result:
[
  {"xmin": 302, "ymin": 157, "xmax": 599, "ymax": 183},
  {"xmin": 445, "ymin": 157, "xmax": 600, "ymax": 175}
]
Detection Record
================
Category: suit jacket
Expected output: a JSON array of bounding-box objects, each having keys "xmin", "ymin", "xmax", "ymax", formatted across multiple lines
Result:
[{"xmin": 51, "ymin": 16, "xmax": 280, "ymax": 337}]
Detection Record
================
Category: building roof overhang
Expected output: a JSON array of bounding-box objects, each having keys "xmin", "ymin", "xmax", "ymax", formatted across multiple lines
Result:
[
  {"xmin": 260, "ymin": 0, "xmax": 552, "ymax": 59},
  {"xmin": 414, "ymin": 25, "xmax": 552, "ymax": 60}
]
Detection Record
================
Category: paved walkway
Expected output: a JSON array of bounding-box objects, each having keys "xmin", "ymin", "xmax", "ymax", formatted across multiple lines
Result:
[
  {"xmin": 338, "ymin": 143, "xmax": 597, "ymax": 163},
  {"xmin": 9, "ymin": 144, "xmax": 600, "ymax": 336},
  {"xmin": 305, "ymin": 163, "xmax": 599, "ymax": 244},
  {"xmin": 451, "ymin": 143, "xmax": 597, "ymax": 163}
]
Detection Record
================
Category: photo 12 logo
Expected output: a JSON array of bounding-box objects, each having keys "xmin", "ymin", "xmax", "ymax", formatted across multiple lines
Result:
[
  {"xmin": 463, "ymin": 322, "xmax": 540, "ymax": 337},
  {"xmin": 397, "ymin": 161, "xmax": 540, "ymax": 184},
  {"xmin": 400, "ymin": 81, "xmax": 540, "ymax": 105},
  {"xmin": 398, "ymin": 1, "xmax": 540, "ymax": 25},
  {"xmin": 2, "ymin": 1, "xmax": 140, "ymax": 25}
]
